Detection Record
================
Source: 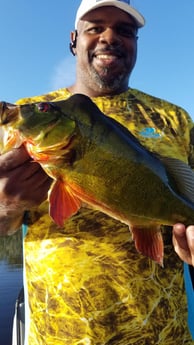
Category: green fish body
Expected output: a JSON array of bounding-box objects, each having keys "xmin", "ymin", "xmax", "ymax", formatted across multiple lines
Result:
[{"xmin": 1, "ymin": 94, "xmax": 194, "ymax": 265}]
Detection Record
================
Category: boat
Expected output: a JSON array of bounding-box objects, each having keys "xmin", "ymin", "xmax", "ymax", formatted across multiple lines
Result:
[{"xmin": 12, "ymin": 287, "xmax": 25, "ymax": 345}]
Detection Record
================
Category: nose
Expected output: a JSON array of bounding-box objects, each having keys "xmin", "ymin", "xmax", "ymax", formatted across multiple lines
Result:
[{"xmin": 99, "ymin": 28, "xmax": 121, "ymax": 45}]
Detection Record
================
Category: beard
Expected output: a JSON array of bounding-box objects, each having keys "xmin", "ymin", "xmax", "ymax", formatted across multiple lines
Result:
[{"xmin": 88, "ymin": 64, "xmax": 130, "ymax": 92}]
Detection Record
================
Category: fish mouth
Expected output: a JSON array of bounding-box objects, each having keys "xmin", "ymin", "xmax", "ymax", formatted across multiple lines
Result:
[{"xmin": 0, "ymin": 102, "xmax": 20, "ymax": 125}]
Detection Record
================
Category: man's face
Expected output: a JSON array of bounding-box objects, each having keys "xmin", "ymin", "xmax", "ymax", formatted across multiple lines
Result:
[{"xmin": 74, "ymin": 6, "xmax": 138, "ymax": 94}]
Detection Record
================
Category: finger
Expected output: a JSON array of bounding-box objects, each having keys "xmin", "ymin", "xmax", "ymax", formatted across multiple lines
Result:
[
  {"xmin": 21, "ymin": 167, "xmax": 53, "ymax": 200},
  {"xmin": 172, "ymin": 223, "xmax": 192, "ymax": 265},
  {"xmin": 34, "ymin": 176, "xmax": 53, "ymax": 205},
  {"xmin": 4, "ymin": 163, "xmax": 52, "ymax": 201},
  {"xmin": 173, "ymin": 223, "xmax": 188, "ymax": 249},
  {"xmin": 186, "ymin": 226, "xmax": 194, "ymax": 266},
  {"xmin": 20, "ymin": 161, "xmax": 53, "ymax": 193},
  {"xmin": 12, "ymin": 159, "xmax": 48, "ymax": 182},
  {"xmin": 0, "ymin": 146, "xmax": 30, "ymax": 172}
]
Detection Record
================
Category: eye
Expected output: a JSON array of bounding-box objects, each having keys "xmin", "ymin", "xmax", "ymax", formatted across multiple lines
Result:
[
  {"xmin": 86, "ymin": 26, "xmax": 103, "ymax": 34},
  {"xmin": 37, "ymin": 102, "xmax": 51, "ymax": 113},
  {"xmin": 117, "ymin": 25, "xmax": 137, "ymax": 39}
]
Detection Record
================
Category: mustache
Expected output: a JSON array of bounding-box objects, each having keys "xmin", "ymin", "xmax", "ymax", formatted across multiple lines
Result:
[{"xmin": 92, "ymin": 45, "xmax": 126, "ymax": 58}]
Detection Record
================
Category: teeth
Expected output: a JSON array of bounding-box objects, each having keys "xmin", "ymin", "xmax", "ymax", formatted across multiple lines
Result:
[{"xmin": 96, "ymin": 54, "xmax": 116, "ymax": 59}]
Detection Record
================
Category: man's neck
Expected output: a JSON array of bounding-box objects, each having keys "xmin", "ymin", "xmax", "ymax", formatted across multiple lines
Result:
[{"xmin": 68, "ymin": 83, "xmax": 129, "ymax": 98}]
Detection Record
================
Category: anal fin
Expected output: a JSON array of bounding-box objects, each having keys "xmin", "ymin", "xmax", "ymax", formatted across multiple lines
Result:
[{"xmin": 130, "ymin": 225, "xmax": 164, "ymax": 266}]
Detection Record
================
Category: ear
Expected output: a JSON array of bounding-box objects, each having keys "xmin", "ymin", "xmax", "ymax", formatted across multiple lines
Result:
[
  {"xmin": 70, "ymin": 31, "xmax": 77, "ymax": 43},
  {"xmin": 70, "ymin": 31, "xmax": 77, "ymax": 56}
]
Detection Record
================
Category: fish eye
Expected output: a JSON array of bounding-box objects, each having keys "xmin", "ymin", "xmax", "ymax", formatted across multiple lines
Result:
[{"xmin": 37, "ymin": 102, "xmax": 51, "ymax": 113}]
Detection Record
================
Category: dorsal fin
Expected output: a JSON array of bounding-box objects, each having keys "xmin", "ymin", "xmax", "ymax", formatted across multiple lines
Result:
[{"xmin": 160, "ymin": 156, "xmax": 194, "ymax": 204}]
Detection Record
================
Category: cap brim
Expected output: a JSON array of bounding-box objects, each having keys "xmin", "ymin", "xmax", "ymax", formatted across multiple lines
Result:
[{"xmin": 75, "ymin": 0, "xmax": 145, "ymax": 29}]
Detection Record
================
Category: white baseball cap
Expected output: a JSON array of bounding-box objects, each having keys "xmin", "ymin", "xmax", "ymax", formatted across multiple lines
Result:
[{"xmin": 75, "ymin": 0, "xmax": 145, "ymax": 29}]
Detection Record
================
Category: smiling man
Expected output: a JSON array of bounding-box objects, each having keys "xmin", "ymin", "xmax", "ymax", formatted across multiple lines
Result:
[{"xmin": 70, "ymin": 2, "xmax": 140, "ymax": 96}]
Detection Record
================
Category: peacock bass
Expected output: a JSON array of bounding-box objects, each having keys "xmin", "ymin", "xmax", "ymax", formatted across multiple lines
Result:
[{"xmin": 1, "ymin": 94, "xmax": 194, "ymax": 266}]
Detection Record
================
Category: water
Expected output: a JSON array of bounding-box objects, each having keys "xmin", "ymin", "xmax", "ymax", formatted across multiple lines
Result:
[{"xmin": 0, "ymin": 230, "xmax": 23, "ymax": 345}]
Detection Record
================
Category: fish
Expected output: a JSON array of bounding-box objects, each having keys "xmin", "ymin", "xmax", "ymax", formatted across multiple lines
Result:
[{"xmin": 1, "ymin": 94, "xmax": 194, "ymax": 266}]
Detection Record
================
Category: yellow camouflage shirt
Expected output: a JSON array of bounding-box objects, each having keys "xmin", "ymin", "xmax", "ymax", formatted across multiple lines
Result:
[{"xmin": 17, "ymin": 88, "xmax": 194, "ymax": 345}]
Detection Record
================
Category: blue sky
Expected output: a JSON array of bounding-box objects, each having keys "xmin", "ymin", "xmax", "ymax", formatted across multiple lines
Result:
[{"xmin": 0, "ymin": 0, "xmax": 194, "ymax": 118}]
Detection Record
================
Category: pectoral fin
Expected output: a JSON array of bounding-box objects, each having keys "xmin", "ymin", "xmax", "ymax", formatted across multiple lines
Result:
[
  {"xmin": 49, "ymin": 179, "xmax": 82, "ymax": 227},
  {"xmin": 130, "ymin": 225, "xmax": 164, "ymax": 266}
]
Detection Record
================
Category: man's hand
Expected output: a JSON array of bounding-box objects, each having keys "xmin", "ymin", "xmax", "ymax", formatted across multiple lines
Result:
[
  {"xmin": 173, "ymin": 223, "xmax": 194, "ymax": 266},
  {"xmin": 0, "ymin": 145, "xmax": 52, "ymax": 235}
]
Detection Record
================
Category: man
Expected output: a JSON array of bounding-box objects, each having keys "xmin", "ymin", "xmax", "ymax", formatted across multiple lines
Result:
[{"xmin": 1, "ymin": 0, "xmax": 194, "ymax": 344}]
